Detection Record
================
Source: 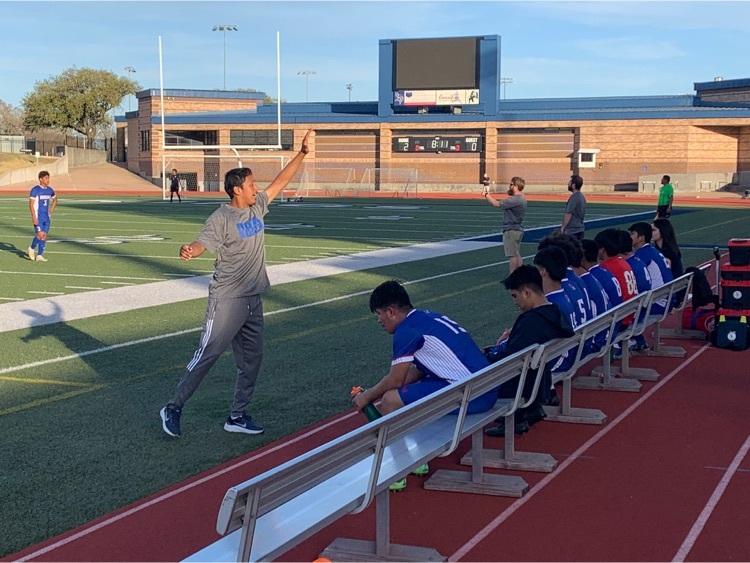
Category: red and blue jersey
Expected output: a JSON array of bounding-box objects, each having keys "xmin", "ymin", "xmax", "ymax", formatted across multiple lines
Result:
[{"xmin": 392, "ymin": 309, "xmax": 489, "ymax": 382}]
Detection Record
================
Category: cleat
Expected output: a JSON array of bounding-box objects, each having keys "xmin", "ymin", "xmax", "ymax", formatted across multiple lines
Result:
[
  {"xmin": 389, "ymin": 478, "xmax": 407, "ymax": 492},
  {"xmin": 412, "ymin": 463, "xmax": 429, "ymax": 477},
  {"xmin": 629, "ymin": 342, "xmax": 651, "ymax": 352},
  {"xmin": 35, "ymin": 255, "xmax": 47, "ymax": 262},
  {"xmin": 27, "ymin": 247, "xmax": 35, "ymax": 260},
  {"xmin": 160, "ymin": 406, "xmax": 182, "ymax": 438},
  {"xmin": 224, "ymin": 413, "xmax": 264, "ymax": 435}
]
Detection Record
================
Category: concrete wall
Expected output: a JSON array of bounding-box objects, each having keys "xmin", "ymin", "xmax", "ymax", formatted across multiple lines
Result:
[
  {"xmin": 638, "ymin": 172, "xmax": 734, "ymax": 193},
  {"xmin": 66, "ymin": 146, "xmax": 107, "ymax": 168},
  {"xmin": 0, "ymin": 155, "xmax": 68, "ymax": 186}
]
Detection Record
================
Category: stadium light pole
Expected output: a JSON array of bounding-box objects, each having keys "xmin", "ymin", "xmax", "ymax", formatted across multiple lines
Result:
[
  {"xmin": 212, "ymin": 25, "xmax": 238, "ymax": 90},
  {"xmin": 500, "ymin": 77, "xmax": 514, "ymax": 100},
  {"xmin": 124, "ymin": 66, "xmax": 136, "ymax": 111},
  {"xmin": 346, "ymin": 83, "xmax": 353, "ymax": 102},
  {"xmin": 298, "ymin": 70, "xmax": 316, "ymax": 102}
]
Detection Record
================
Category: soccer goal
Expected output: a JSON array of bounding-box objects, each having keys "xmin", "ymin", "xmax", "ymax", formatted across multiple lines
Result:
[
  {"xmin": 356, "ymin": 167, "xmax": 419, "ymax": 198},
  {"xmin": 162, "ymin": 150, "xmax": 289, "ymax": 198},
  {"xmin": 290, "ymin": 166, "xmax": 356, "ymax": 198}
]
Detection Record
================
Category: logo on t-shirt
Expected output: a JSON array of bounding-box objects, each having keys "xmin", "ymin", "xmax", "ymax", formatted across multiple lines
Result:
[{"xmin": 236, "ymin": 217, "xmax": 263, "ymax": 239}]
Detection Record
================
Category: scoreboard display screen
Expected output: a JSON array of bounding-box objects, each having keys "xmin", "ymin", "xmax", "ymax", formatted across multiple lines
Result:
[{"xmin": 393, "ymin": 136, "xmax": 483, "ymax": 153}]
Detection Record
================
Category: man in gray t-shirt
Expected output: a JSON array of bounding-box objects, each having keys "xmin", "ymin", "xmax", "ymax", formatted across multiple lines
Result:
[
  {"xmin": 160, "ymin": 130, "xmax": 312, "ymax": 439},
  {"xmin": 483, "ymin": 176, "xmax": 527, "ymax": 272},
  {"xmin": 561, "ymin": 174, "xmax": 586, "ymax": 240}
]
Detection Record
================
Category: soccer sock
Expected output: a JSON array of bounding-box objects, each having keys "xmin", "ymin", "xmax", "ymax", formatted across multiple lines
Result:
[
  {"xmin": 37, "ymin": 240, "xmax": 46, "ymax": 256},
  {"xmin": 30, "ymin": 237, "xmax": 38, "ymax": 249}
]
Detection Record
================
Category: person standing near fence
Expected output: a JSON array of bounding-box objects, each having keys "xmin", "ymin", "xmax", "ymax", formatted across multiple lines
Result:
[
  {"xmin": 160, "ymin": 130, "xmax": 312, "ymax": 438},
  {"xmin": 654, "ymin": 175, "xmax": 673, "ymax": 219},
  {"xmin": 560, "ymin": 174, "xmax": 586, "ymax": 240},
  {"xmin": 169, "ymin": 169, "xmax": 182, "ymax": 202},
  {"xmin": 27, "ymin": 170, "xmax": 56, "ymax": 262},
  {"xmin": 483, "ymin": 176, "xmax": 527, "ymax": 273}
]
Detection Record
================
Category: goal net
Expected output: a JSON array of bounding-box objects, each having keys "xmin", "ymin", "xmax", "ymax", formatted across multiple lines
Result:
[
  {"xmin": 289, "ymin": 166, "xmax": 356, "ymax": 198},
  {"xmin": 355, "ymin": 167, "xmax": 419, "ymax": 198},
  {"xmin": 161, "ymin": 150, "xmax": 288, "ymax": 199}
]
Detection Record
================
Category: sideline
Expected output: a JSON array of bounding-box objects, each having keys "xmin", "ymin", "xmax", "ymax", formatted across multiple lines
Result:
[
  {"xmin": 671, "ymin": 433, "xmax": 750, "ymax": 562},
  {"xmin": 450, "ymin": 342, "xmax": 711, "ymax": 561}
]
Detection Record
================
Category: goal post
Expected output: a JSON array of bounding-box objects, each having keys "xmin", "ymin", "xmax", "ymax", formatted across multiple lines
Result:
[
  {"xmin": 290, "ymin": 166, "xmax": 356, "ymax": 198},
  {"xmin": 357, "ymin": 167, "xmax": 419, "ymax": 198}
]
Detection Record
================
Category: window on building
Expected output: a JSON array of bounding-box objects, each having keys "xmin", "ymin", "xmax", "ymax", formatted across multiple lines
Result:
[
  {"xmin": 230, "ymin": 130, "xmax": 293, "ymax": 150},
  {"xmin": 164, "ymin": 130, "xmax": 218, "ymax": 146},
  {"xmin": 580, "ymin": 152, "xmax": 594, "ymax": 163},
  {"xmin": 140, "ymin": 130, "xmax": 151, "ymax": 152}
]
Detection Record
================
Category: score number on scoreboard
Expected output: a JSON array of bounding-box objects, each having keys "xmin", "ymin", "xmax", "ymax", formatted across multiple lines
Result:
[{"xmin": 393, "ymin": 136, "xmax": 483, "ymax": 153}]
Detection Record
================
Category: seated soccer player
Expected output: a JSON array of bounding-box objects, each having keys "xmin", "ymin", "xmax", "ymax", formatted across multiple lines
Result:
[
  {"xmin": 538, "ymin": 232, "xmax": 592, "ymax": 327},
  {"xmin": 484, "ymin": 265, "xmax": 574, "ymax": 437},
  {"xmin": 619, "ymin": 229, "xmax": 652, "ymax": 351},
  {"xmin": 354, "ymin": 280, "xmax": 498, "ymax": 490}
]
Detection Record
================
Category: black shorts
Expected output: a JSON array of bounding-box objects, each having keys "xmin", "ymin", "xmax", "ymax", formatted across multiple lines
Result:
[{"xmin": 657, "ymin": 205, "xmax": 671, "ymax": 218}]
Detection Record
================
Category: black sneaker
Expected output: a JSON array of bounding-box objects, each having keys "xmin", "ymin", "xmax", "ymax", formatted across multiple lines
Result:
[
  {"xmin": 546, "ymin": 389, "xmax": 560, "ymax": 407},
  {"xmin": 484, "ymin": 419, "xmax": 529, "ymax": 437},
  {"xmin": 224, "ymin": 414, "xmax": 264, "ymax": 435},
  {"xmin": 524, "ymin": 403, "xmax": 548, "ymax": 427},
  {"xmin": 160, "ymin": 406, "xmax": 182, "ymax": 438}
]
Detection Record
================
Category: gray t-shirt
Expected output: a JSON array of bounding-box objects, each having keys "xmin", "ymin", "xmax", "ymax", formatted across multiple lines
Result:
[
  {"xmin": 196, "ymin": 191, "xmax": 271, "ymax": 298},
  {"xmin": 498, "ymin": 194, "xmax": 527, "ymax": 232},
  {"xmin": 564, "ymin": 190, "xmax": 586, "ymax": 234}
]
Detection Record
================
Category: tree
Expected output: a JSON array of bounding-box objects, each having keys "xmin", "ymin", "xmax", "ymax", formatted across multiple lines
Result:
[
  {"xmin": 22, "ymin": 67, "xmax": 139, "ymax": 143},
  {"xmin": 234, "ymin": 88, "xmax": 286, "ymax": 104},
  {"xmin": 0, "ymin": 99, "xmax": 24, "ymax": 135}
]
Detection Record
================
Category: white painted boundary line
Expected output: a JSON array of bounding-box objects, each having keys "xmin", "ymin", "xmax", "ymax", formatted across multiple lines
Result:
[
  {"xmin": 672, "ymin": 433, "xmax": 750, "ymax": 562},
  {"xmin": 13, "ymin": 411, "xmax": 359, "ymax": 563},
  {"xmin": 450, "ymin": 343, "xmax": 711, "ymax": 562}
]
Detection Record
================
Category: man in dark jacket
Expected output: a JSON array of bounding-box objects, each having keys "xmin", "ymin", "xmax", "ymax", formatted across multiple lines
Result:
[{"xmin": 484, "ymin": 264, "xmax": 575, "ymax": 437}]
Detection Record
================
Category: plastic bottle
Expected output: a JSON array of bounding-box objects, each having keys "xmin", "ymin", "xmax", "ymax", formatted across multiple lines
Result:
[{"xmin": 350, "ymin": 386, "xmax": 382, "ymax": 422}]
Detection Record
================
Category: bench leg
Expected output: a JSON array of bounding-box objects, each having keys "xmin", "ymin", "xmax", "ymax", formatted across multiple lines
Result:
[
  {"xmin": 574, "ymin": 352, "xmax": 642, "ymax": 392},
  {"xmin": 543, "ymin": 379, "xmax": 607, "ymax": 425},
  {"xmin": 460, "ymin": 424, "xmax": 557, "ymax": 473},
  {"xmin": 321, "ymin": 490, "xmax": 446, "ymax": 562}
]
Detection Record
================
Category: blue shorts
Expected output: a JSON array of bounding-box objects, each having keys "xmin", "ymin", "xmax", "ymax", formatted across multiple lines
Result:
[
  {"xmin": 397, "ymin": 375, "xmax": 498, "ymax": 415},
  {"xmin": 35, "ymin": 218, "xmax": 50, "ymax": 234}
]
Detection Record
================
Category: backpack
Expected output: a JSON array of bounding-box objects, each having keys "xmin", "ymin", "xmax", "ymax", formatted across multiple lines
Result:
[{"xmin": 685, "ymin": 266, "xmax": 718, "ymax": 310}]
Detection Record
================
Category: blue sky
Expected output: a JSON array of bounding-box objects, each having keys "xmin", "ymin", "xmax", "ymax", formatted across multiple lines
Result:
[{"xmin": 1, "ymin": 1, "xmax": 749, "ymax": 114}]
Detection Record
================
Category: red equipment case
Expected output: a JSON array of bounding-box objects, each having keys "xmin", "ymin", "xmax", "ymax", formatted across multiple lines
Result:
[
  {"xmin": 728, "ymin": 238, "xmax": 750, "ymax": 266},
  {"xmin": 720, "ymin": 264, "xmax": 750, "ymax": 282}
]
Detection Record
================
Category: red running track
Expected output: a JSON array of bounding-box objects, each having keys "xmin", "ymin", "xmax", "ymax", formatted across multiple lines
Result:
[{"xmin": 7, "ymin": 338, "xmax": 750, "ymax": 562}]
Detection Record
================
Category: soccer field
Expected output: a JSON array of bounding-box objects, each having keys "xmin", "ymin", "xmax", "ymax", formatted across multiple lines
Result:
[{"xmin": 0, "ymin": 194, "xmax": 747, "ymax": 557}]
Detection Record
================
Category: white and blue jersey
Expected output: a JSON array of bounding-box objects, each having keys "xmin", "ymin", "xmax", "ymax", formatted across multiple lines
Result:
[
  {"xmin": 29, "ymin": 185, "xmax": 56, "ymax": 232},
  {"xmin": 546, "ymin": 289, "xmax": 577, "ymax": 371},
  {"xmin": 635, "ymin": 244, "xmax": 673, "ymax": 310},
  {"xmin": 580, "ymin": 270, "xmax": 610, "ymax": 318},
  {"xmin": 563, "ymin": 269, "xmax": 592, "ymax": 326},
  {"xmin": 626, "ymin": 254, "xmax": 652, "ymax": 294},
  {"xmin": 392, "ymin": 309, "xmax": 489, "ymax": 382}
]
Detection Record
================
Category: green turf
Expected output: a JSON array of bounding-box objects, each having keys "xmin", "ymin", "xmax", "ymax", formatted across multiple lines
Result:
[{"xmin": 0, "ymin": 194, "xmax": 747, "ymax": 557}]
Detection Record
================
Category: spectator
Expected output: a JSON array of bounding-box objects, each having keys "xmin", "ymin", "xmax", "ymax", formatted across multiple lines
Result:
[
  {"xmin": 483, "ymin": 176, "xmax": 527, "ymax": 272},
  {"xmin": 484, "ymin": 265, "xmax": 574, "ymax": 437},
  {"xmin": 560, "ymin": 174, "xmax": 586, "ymax": 240},
  {"xmin": 655, "ymin": 175, "xmax": 674, "ymax": 219},
  {"xmin": 652, "ymin": 218, "xmax": 684, "ymax": 279},
  {"xmin": 481, "ymin": 173, "xmax": 491, "ymax": 190}
]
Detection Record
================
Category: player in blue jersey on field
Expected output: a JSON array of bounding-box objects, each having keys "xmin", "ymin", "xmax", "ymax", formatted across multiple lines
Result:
[{"xmin": 27, "ymin": 171, "xmax": 57, "ymax": 262}]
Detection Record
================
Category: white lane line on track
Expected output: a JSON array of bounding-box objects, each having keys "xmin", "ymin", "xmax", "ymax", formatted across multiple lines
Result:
[{"xmin": 450, "ymin": 343, "xmax": 710, "ymax": 562}]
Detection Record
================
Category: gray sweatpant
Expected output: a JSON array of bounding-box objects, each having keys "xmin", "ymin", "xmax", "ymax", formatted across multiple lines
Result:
[{"xmin": 169, "ymin": 294, "xmax": 264, "ymax": 418}]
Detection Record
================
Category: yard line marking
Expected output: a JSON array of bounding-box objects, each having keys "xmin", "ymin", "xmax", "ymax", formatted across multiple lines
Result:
[
  {"xmin": 64, "ymin": 286, "xmax": 102, "ymax": 290},
  {"xmin": 27, "ymin": 291, "xmax": 65, "ymax": 295},
  {"xmin": 13, "ymin": 410, "xmax": 359, "ymax": 562},
  {"xmin": 672, "ymin": 433, "xmax": 750, "ymax": 562},
  {"xmin": 0, "ymin": 297, "xmax": 23, "ymax": 301},
  {"xmin": 100, "ymin": 281, "xmax": 135, "ymax": 285},
  {"xmin": 0, "ymin": 375, "xmax": 95, "ymax": 387},
  {"xmin": 450, "ymin": 343, "xmax": 710, "ymax": 562},
  {"xmin": 0, "ymin": 271, "xmax": 166, "ymax": 281}
]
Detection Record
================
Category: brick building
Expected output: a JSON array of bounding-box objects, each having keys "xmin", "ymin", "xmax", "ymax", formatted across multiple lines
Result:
[{"xmin": 117, "ymin": 36, "xmax": 750, "ymax": 194}]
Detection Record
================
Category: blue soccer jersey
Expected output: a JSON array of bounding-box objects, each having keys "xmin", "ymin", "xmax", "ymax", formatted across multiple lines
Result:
[
  {"xmin": 563, "ymin": 269, "xmax": 592, "ymax": 326},
  {"xmin": 626, "ymin": 254, "xmax": 652, "ymax": 294},
  {"xmin": 392, "ymin": 309, "xmax": 489, "ymax": 382},
  {"xmin": 635, "ymin": 244, "xmax": 673, "ymax": 288},
  {"xmin": 588, "ymin": 264, "xmax": 623, "ymax": 308},
  {"xmin": 546, "ymin": 289, "xmax": 577, "ymax": 371},
  {"xmin": 580, "ymin": 270, "xmax": 610, "ymax": 318},
  {"xmin": 29, "ymin": 185, "xmax": 56, "ymax": 221}
]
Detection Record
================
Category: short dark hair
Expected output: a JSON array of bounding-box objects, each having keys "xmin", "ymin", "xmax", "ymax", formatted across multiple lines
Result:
[
  {"xmin": 369, "ymin": 280, "xmax": 413, "ymax": 312},
  {"xmin": 662, "ymin": 175, "xmax": 671, "ymax": 183},
  {"xmin": 569, "ymin": 175, "xmax": 583, "ymax": 190},
  {"xmin": 594, "ymin": 228, "xmax": 622, "ymax": 258},
  {"xmin": 581, "ymin": 239, "xmax": 599, "ymax": 263},
  {"xmin": 503, "ymin": 264, "xmax": 544, "ymax": 293},
  {"xmin": 224, "ymin": 167, "xmax": 253, "ymax": 198},
  {"xmin": 538, "ymin": 231, "xmax": 582, "ymax": 267},
  {"xmin": 619, "ymin": 229, "xmax": 633, "ymax": 254},
  {"xmin": 534, "ymin": 246, "xmax": 568, "ymax": 282},
  {"xmin": 38, "ymin": 170, "xmax": 49, "ymax": 179},
  {"xmin": 628, "ymin": 222, "xmax": 652, "ymax": 243}
]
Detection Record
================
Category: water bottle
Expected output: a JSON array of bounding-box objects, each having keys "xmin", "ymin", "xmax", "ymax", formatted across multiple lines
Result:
[{"xmin": 350, "ymin": 386, "xmax": 382, "ymax": 422}]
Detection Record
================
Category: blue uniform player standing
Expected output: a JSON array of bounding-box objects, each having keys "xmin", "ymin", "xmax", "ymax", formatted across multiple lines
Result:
[{"xmin": 27, "ymin": 170, "xmax": 57, "ymax": 262}]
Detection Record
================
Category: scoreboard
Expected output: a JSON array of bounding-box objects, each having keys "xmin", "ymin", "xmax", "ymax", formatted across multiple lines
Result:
[{"xmin": 392, "ymin": 135, "xmax": 483, "ymax": 153}]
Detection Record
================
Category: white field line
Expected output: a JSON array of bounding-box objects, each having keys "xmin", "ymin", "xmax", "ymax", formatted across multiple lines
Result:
[
  {"xmin": 672, "ymin": 433, "xmax": 750, "ymax": 562},
  {"xmin": 0, "ymin": 239, "xmax": 499, "ymax": 333},
  {"xmin": 0, "ymin": 297, "xmax": 24, "ymax": 301},
  {"xmin": 450, "ymin": 343, "xmax": 711, "ymax": 561},
  {"xmin": 64, "ymin": 286, "xmax": 102, "ymax": 290},
  {"xmin": 0, "ymin": 254, "xmax": 534, "ymax": 377}
]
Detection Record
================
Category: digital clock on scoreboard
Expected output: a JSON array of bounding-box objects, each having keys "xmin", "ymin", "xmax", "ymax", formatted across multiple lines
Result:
[{"xmin": 392, "ymin": 136, "xmax": 483, "ymax": 153}]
